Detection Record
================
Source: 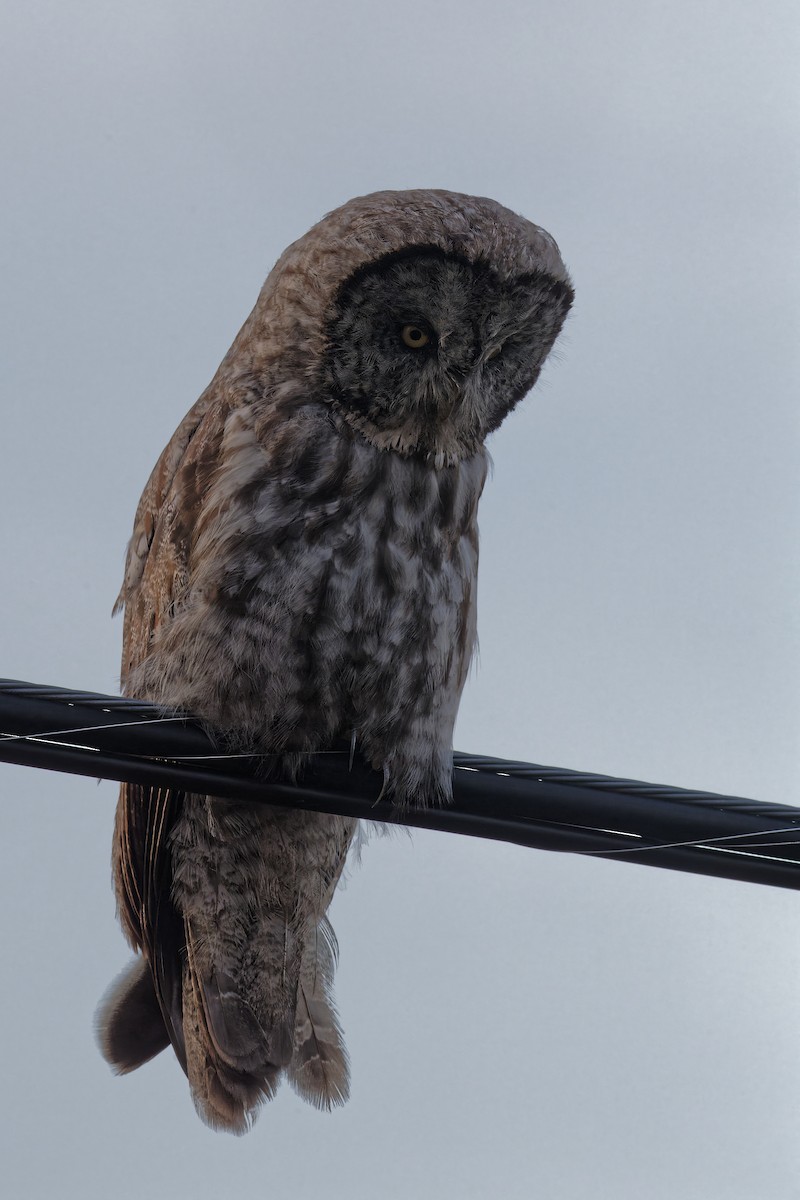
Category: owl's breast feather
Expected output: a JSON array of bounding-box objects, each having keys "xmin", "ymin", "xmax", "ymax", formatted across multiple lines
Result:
[{"xmin": 131, "ymin": 409, "xmax": 485, "ymax": 782}]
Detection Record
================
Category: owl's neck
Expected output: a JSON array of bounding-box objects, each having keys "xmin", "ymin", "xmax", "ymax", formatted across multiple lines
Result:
[{"xmin": 326, "ymin": 399, "xmax": 483, "ymax": 470}]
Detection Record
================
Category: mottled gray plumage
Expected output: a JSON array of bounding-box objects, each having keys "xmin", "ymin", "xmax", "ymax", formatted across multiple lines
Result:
[{"xmin": 96, "ymin": 189, "xmax": 573, "ymax": 1133}]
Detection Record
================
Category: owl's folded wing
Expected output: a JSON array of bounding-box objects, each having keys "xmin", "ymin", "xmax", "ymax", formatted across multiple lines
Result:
[
  {"xmin": 111, "ymin": 391, "xmax": 236, "ymax": 1071},
  {"xmin": 115, "ymin": 389, "xmax": 232, "ymax": 685},
  {"xmin": 113, "ymin": 781, "xmax": 187, "ymax": 1069}
]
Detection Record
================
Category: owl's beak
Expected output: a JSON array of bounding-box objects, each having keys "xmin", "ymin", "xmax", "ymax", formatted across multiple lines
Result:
[{"xmin": 436, "ymin": 366, "xmax": 468, "ymax": 421}]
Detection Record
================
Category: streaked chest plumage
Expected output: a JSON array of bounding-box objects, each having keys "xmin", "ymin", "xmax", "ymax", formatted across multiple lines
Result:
[{"xmin": 132, "ymin": 402, "xmax": 487, "ymax": 793}]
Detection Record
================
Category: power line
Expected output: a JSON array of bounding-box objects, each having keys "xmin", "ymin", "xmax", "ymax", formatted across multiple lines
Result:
[{"xmin": 2, "ymin": 676, "xmax": 799, "ymax": 889}]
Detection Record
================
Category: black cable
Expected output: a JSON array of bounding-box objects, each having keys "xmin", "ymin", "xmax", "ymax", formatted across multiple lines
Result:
[{"xmin": 2, "ymin": 676, "xmax": 799, "ymax": 889}]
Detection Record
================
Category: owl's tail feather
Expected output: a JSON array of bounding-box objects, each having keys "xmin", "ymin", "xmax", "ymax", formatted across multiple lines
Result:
[
  {"xmin": 95, "ymin": 956, "xmax": 170, "ymax": 1074},
  {"xmin": 182, "ymin": 920, "xmax": 290, "ymax": 1134},
  {"xmin": 287, "ymin": 918, "xmax": 350, "ymax": 1110},
  {"xmin": 181, "ymin": 963, "xmax": 281, "ymax": 1135}
]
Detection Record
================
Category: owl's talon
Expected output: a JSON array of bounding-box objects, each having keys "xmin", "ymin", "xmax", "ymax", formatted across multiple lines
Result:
[{"xmin": 373, "ymin": 764, "xmax": 391, "ymax": 807}]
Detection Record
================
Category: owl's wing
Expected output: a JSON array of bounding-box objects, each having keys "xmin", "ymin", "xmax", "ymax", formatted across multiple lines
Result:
[
  {"xmin": 111, "ymin": 391, "xmax": 233, "ymax": 1072},
  {"xmin": 115, "ymin": 387, "xmax": 227, "ymax": 683},
  {"xmin": 112, "ymin": 782, "xmax": 187, "ymax": 1067}
]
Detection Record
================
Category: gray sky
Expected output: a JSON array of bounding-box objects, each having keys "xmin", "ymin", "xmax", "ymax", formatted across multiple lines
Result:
[{"xmin": 1, "ymin": 1, "xmax": 799, "ymax": 1196}]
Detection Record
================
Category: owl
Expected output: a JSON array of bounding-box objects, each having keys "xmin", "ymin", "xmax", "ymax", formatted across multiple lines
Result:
[{"xmin": 96, "ymin": 189, "xmax": 573, "ymax": 1133}]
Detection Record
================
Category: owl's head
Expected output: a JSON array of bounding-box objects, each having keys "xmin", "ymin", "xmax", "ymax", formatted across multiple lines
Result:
[
  {"xmin": 237, "ymin": 190, "xmax": 573, "ymax": 466},
  {"xmin": 323, "ymin": 245, "xmax": 573, "ymax": 466}
]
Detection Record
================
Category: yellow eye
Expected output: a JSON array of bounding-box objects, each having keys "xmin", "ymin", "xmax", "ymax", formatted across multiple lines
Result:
[
  {"xmin": 400, "ymin": 324, "xmax": 431, "ymax": 349},
  {"xmin": 485, "ymin": 345, "xmax": 502, "ymax": 361}
]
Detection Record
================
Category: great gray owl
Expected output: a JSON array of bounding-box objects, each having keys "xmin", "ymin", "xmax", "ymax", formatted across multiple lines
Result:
[{"xmin": 96, "ymin": 189, "xmax": 573, "ymax": 1133}]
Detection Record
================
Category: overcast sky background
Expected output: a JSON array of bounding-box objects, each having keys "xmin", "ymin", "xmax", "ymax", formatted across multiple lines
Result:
[{"xmin": 1, "ymin": 2, "xmax": 799, "ymax": 1197}]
